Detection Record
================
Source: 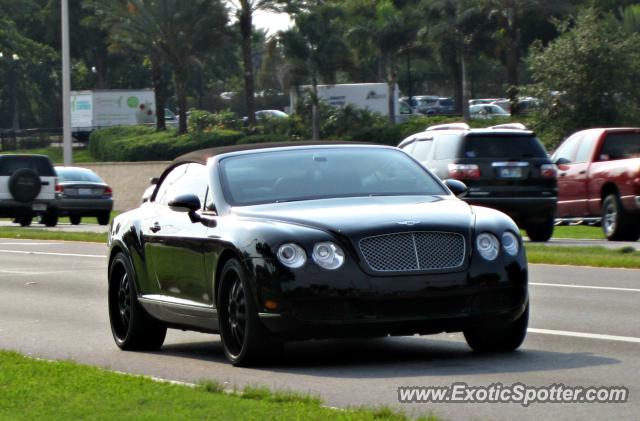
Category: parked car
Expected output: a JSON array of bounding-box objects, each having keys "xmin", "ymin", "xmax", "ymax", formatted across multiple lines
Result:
[
  {"xmin": 108, "ymin": 142, "xmax": 529, "ymax": 366},
  {"xmin": 396, "ymin": 98, "xmax": 418, "ymax": 123},
  {"xmin": 0, "ymin": 154, "xmax": 58, "ymax": 227},
  {"xmin": 469, "ymin": 104, "xmax": 511, "ymax": 119},
  {"xmin": 469, "ymin": 98, "xmax": 507, "ymax": 106},
  {"xmin": 552, "ymin": 128, "xmax": 640, "ymax": 240},
  {"xmin": 243, "ymin": 109, "xmax": 288, "ymax": 124},
  {"xmin": 405, "ymin": 95, "xmax": 439, "ymax": 110},
  {"xmin": 55, "ymin": 166, "xmax": 113, "ymax": 225},
  {"xmin": 399, "ymin": 123, "xmax": 558, "ymax": 241},
  {"xmin": 419, "ymin": 97, "xmax": 456, "ymax": 116}
]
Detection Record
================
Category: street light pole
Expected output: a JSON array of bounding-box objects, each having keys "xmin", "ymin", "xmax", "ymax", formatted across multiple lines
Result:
[{"xmin": 61, "ymin": 0, "xmax": 73, "ymax": 166}]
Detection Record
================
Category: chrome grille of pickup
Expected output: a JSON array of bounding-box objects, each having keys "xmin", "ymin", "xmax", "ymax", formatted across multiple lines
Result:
[{"xmin": 359, "ymin": 232, "xmax": 465, "ymax": 272}]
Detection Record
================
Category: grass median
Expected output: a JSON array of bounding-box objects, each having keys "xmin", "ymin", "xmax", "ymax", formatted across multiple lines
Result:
[
  {"xmin": 525, "ymin": 244, "xmax": 640, "ymax": 268},
  {"xmin": 0, "ymin": 350, "xmax": 438, "ymax": 421}
]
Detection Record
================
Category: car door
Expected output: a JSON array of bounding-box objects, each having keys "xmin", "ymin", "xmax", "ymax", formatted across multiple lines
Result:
[
  {"xmin": 569, "ymin": 132, "xmax": 597, "ymax": 216},
  {"xmin": 553, "ymin": 134, "xmax": 581, "ymax": 217},
  {"xmin": 145, "ymin": 163, "xmax": 210, "ymax": 304}
]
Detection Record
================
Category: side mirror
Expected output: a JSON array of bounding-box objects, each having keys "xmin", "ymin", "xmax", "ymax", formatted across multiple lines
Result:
[
  {"xmin": 554, "ymin": 157, "xmax": 571, "ymax": 166},
  {"xmin": 149, "ymin": 177, "xmax": 159, "ymax": 185},
  {"xmin": 168, "ymin": 193, "xmax": 201, "ymax": 213},
  {"xmin": 444, "ymin": 179, "xmax": 468, "ymax": 198}
]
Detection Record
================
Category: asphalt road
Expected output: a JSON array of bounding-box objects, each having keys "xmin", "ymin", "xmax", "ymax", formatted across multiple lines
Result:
[{"xmin": 0, "ymin": 240, "xmax": 638, "ymax": 420}]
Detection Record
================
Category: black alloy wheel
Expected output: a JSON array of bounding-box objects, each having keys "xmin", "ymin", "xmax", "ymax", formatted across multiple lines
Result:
[
  {"xmin": 218, "ymin": 259, "xmax": 283, "ymax": 366},
  {"xmin": 108, "ymin": 252, "xmax": 166, "ymax": 350}
]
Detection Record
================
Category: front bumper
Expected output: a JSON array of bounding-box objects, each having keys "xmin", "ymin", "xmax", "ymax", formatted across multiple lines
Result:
[{"xmin": 246, "ymin": 256, "xmax": 528, "ymax": 340}]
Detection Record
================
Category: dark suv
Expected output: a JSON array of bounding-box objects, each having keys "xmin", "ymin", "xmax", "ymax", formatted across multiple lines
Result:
[
  {"xmin": 399, "ymin": 123, "xmax": 558, "ymax": 241},
  {"xmin": 0, "ymin": 154, "xmax": 59, "ymax": 227}
]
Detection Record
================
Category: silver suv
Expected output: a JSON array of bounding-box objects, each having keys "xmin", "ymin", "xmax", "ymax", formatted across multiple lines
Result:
[{"xmin": 0, "ymin": 154, "xmax": 59, "ymax": 226}]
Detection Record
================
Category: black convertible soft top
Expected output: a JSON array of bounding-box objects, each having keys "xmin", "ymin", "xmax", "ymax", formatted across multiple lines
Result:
[{"xmin": 172, "ymin": 141, "xmax": 376, "ymax": 165}]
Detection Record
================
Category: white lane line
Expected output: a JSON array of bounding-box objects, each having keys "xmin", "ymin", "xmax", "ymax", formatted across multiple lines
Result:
[
  {"xmin": 531, "ymin": 282, "xmax": 640, "ymax": 293},
  {"xmin": 528, "ymin": 328, "xmax": 640, "ymax": 344},
  {"xmin": 0, "ymin": 242, "xmax": 63, "ymax": 246},
  {"xmin": 0, "ymin": 249, "xmax": 105, "ymax": 259}
]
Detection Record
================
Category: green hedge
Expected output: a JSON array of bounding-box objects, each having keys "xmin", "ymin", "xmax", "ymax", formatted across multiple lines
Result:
[{"xmin": 89, "ymin": 126, "xmax": 244, "ymax": 161}]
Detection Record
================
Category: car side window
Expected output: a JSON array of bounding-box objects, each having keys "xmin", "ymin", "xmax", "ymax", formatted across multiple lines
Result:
[
  {"xmin": 433, "ymin": 134, "xmax": 461, "ymax": 160},
  {"xmin": 412, "ymin": 139, "xmax": 433, "ymax": 161},
  {"xmin": 182, "ymin": 163, "xmax": 208, "ymax": 206},
  {"xmin": 400, "ymin": 139, "xmax": 415, "ymax": 154},
  {"xmin": 574, "ymin": 133, "xmax": 596, "ymax": 163},
  {"xmin": 154, "ymin": 164, "xmax": 188, "ymax": 204},
  {"xmin": 553, "ymin": 134, "xmax": 581, "ymax": 163}
]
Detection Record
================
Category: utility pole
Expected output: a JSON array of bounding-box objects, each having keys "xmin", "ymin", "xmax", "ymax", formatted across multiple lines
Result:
[{"xmin": 62, "ymin": 0, "xmax": 73, "ymax": 166}]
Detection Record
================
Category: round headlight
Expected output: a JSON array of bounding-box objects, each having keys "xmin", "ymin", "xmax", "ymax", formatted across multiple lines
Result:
[
  {"xmin": 476, "ymin": 233, "xmax": 499, "ymax": 261},
  {"xmin": 277, "ymin": 243, "xmax": 306, "ymax": 268},
  {"xmin": 502, "ymin": 231, "xmax": 519, "ymax": 256},
  {"xmin": 312, "ymin": 242, "xmax": 345, "ymax": 270}
]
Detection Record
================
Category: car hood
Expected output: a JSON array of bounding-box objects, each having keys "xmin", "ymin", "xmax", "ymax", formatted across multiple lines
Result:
[{"xmin": 232, "ymin": 195, "xmax": 474, "ymax": 238}]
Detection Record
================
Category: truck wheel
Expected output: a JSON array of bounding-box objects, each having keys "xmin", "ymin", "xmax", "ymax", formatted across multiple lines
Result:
[
  {"xmin": 526, "ymin": 217, "xmax": 554, "ymax": 242},
  {"xmin": 17, "ymin": 216, "xmax": 33, "ymax": 227},
  {"xmin": 9, "ymin": 169, "xmax": 41, "ymax": 202},
  {"xmin": 97, "ymin": 211, "xmax": 110, "ymax": 226},
  {"xmin": 69, "ymin": 215, "xmax": 81, "ymax": 225},
  {"xmin": 602, "ymin": 194, "xmax": 640, "ymax": 241}
]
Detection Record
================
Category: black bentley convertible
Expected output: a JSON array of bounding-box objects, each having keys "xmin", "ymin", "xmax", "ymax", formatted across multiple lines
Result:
[{"xmin": 108, "ymin": 142, "xmax": 529, "ymax": 366}]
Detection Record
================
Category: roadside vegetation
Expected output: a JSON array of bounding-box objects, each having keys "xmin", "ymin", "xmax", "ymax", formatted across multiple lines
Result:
[
  {"xmin": 0, "ymin": 148, "xmax": 94, "ymax": 163},
  {"xmin": 0, "ymin": 350, "xmax": 439, "ymax": 421}
]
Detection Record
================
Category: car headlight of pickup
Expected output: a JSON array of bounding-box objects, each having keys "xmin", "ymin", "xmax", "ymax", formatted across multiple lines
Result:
[
  {"xmin": 277, "ymin": 243, "xmax": 307, "ymax": 268},
  {"xmin": 312, "ymin": 242, "xmax": 345, "ymax": 270},
  {"xmin": 502, "ymin": 231, "xmax": 520, "ymax": 256},
  {"xmin": 476, "ymin": 232, "xmax": 500, "ymax": 261}
]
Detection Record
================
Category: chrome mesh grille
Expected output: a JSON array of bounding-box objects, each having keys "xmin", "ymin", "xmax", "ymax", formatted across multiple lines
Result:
[{"xmin": 359, "ymin": 232, "xmax": 465, "ymax": 272}]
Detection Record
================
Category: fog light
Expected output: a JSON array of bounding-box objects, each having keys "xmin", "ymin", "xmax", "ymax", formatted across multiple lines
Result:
[{"xmin": 264, "ymin": 300, "xmax": 278, "ymax": 310}]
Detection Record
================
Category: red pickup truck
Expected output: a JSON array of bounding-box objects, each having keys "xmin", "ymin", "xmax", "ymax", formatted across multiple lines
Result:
[{"xmin": 552, "ymin": 128, "xmax": 640, "ymax": 241}]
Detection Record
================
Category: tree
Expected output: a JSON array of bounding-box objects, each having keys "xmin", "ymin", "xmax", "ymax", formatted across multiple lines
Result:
[
  {"xmin": 93, "ymin": 0, "xmax": 229, "ymax": 133},
  {"xmin": 346, "ymin": 0, "xmax": 421, "ymax": 124},
  {"xmin": 281, "ymin": 3, "xmax": 350, "ymax": 139},
  {"xmin": 528, "ymin": 8, "xmax": 640, "ymax": 135}
]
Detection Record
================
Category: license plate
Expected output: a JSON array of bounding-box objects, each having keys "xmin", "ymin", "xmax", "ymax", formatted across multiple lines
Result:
[
  {"xmin": 32, "ymin": 203, "xmax": 46, "ymax": 211},
  {"xmin": 499, "ymin": 167, "xmax": 522, "ymax": 178},
  {"xmin": 79, "ymin": 188, "xmax": 92, "ymax": 195}
]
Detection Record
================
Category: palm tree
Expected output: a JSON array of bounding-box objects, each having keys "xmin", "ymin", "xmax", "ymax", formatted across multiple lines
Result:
[
  {"xmin": 281, "ymin": 3, "xmax": 350, "ymax": 139},
  {"xmin": 91, "ymin": 0, "xmax": 229, "ymax": 134},
  {"xmin": 346, "ymin": 0, "xmax": 420, "ymax": 124}
]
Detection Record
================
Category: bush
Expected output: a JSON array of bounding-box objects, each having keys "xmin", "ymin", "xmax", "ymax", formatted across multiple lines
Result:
[{"xmin": 89, "ymin": 126, "xmax": 244, "ymax": 161}]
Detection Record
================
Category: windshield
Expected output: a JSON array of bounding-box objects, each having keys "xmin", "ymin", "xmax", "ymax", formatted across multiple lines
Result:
[
  {"xmin": 464, "ymin": 135, "xmax": 548, "ymax": 159},
  {"xmin": 219, "ymin": 147, "xmax": 447, "ymax": 206},
  {"xmin": 0, "ymin": 156, "xmax": 55, "ymax": 176},
  {"xmin": 56, "ymin": 168, "xmax": 103, "ymax": 182}
]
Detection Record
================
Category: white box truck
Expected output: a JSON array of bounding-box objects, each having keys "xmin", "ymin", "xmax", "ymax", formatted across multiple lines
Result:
[
  {"xmin": 70, "ymin": 89, "xmax": 157, "ymax": 140},
  {"xmin": 289, "ymin": 82, "xmax": 401, "ymax": 119}
]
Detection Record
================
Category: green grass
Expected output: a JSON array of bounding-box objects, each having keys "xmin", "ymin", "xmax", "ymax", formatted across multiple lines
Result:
[
  {"xmin": 550, "ymin": 225, "xmax": 605, "ymax": 240},
  {"xmin": 0, "ymin": 227, "xmax": 106, "ymax": 243},
  {"xmin": 57, "ymin": 211, "xmax": 120, "ymax": 225},
  {"xmin": 525, "ymin": 244, "xmax": 640, "ymax": 268},
  {"xmin": 0, "ymin": 350, "xmax": 439, "ymax": 421},
  {"xmin": 0, "ymin": 147, "xmax": 94, "ymax": 163}
]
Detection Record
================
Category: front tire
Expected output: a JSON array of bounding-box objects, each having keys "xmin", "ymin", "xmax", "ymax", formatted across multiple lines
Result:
[
  {"xmin": 602, "ymin": 194, "xmax": 640, "ymax": 241},
  {"xmin": 218, "ymin": 259, "xmax": 283, "ymax": 366},
  {"xmin": 108, "ymin": 252, "xmax": 166, "ymax": 350},
  {"xmin": 464, "ymin": 303, "xmax": 529, "ymax": 352}
]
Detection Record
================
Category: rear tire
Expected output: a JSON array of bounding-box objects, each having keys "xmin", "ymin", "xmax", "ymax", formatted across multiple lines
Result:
[
  {"xmin": 464, "ymin": 303, "xmax": 529, "ymax": 352},
  {"xmin": 97, "ymin": 211, "xmax": 110, "ymax": 226},
  {"xmin": 17, "ymin": 216, "xmax": 33, "ymax": 227},
  {"xmin": 108, "ymin": 252, "xmax": 166, "ymax": 350},
  {"xmin": 42, "ymin": 209, "xmax": 58, "ymax": 227},
  {"xmin": 69, "ymin": 215, "xmax": 81, "ymax": 225},
  {"xmin": 218, "ymin": 259, "xmax": 283, "ymax": 366},
  {"xmin": 602, "ymin": 194, "xmax": 640, "ymax": 241},
  {"xmin": 525, "ymin": 217, "xmax": 554, "ymax": 242}
]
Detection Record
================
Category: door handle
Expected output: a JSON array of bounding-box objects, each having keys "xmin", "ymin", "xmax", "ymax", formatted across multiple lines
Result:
[
  {"xmin": 149, "ymin": 222, "xmax": 161, "ymax": 233},
  {"xmin": 559, "ymin": 172, "xmax": 567, "ymax": 177},
  {"xmin": 578, "ymin": 170, "xmax": 586, "ymax": 175}
]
